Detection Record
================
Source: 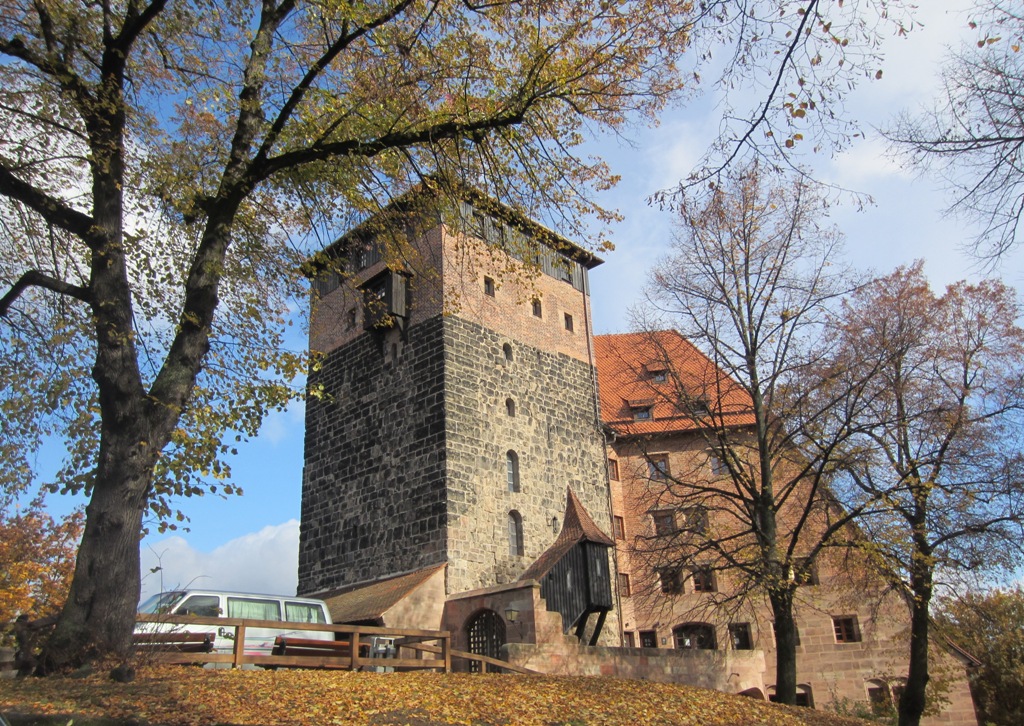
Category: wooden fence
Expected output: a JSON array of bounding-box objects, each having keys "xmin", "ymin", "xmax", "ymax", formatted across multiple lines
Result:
[
  {"xmin": 133, "ymin": 614, "xmax": 538, "ymax": 674},
  {"xmin": 134, "ymin": 614, "xmax": 451, "ymax": 672}
]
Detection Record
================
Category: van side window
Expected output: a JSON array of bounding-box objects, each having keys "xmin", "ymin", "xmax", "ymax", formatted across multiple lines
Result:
[
  {"xmin": 175, "ymin": 595, "xmax": 220, "ymax": 617},
  {"xmin": 227, "ymin": 597, "xmax": 281, "ymax": 621},
  {"xmin": 286, "ymin": 602, "xmax": 327, "ymax": 623}
]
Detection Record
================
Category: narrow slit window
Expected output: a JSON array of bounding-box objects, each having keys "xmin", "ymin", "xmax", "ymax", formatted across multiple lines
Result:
[{"xmin": 508, "ymin": 510, "xmax": 524, "ymax": 557}]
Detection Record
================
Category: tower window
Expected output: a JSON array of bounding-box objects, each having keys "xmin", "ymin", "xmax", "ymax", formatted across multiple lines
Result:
[
  {"xmin": 648, "ymin": 456, "xmax": 669, "ymax": 480},
  {"xmin": 657, "ymin": 567, "xmax": 683, "ymax": 594},
  {"xmin": 508, "ymin": 511, "xmax": 524, "ymax": 557},
  {"xmin": 682, "ymin": 506, "xmax": 708, "ymax": 535},
  {"xmin": 618, "ymin": 573, "xmax": 631, "ymax": 598},
  {"xmin": 608, "ymin": 458, "xmax": 619, "ymax": 480},
  {"xmin": 532, "ymin": 299, "xmax": 542, "ymax": 318},
  {"xmin": 502, "ymin": 343, "xmax": 513, "ymax": 363},
  {"xmin": 832, "ymin": 616, "xmax": 861, "ymax": 643},
  {"xmin": 564, "ymin": 313, "xmax": 574, "ymax": 332},
  {"xmin": 729, "ymin": 623, "xmax": 753, "ymax": 650},
  {"xmin": 506, "ymin": 450, "xmax": 520, "ymax": 492},
  {"xmin": 484, "ymin": 276, "xmax": 495, "ymax": 296},
  {"xmin": 505, "ymin": 398, "xmax": 516, "ymax": 417},
  {"xmin": 690, "ymin": 566, "xmax": 716, "ymax": 593},
  {"xmin": 651, "ymin": 509, "xmax": 676, "ymax": 536}
]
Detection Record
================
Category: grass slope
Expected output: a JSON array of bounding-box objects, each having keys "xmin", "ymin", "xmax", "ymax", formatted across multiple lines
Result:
[{"xmin": 0, "ymin": 667, "xmax": 870, "ymax": 725}]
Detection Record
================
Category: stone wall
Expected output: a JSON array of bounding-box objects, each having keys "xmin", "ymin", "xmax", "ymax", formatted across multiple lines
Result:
[
  {"xmin": 298, "ymin": 316, "xmax": 449, "ymax": 596},
  {"xmin": 504, "ymin": 641, "xmax": 767, "ymax": 694},
  {"xmin": 442, "ymin": 315, "xmax": 613, "ymax": 598}
]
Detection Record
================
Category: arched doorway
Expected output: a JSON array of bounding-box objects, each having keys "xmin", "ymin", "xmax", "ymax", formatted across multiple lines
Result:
[{"xmin": 465, "ymin": 609, "xmax": 506, "ymax": 673}]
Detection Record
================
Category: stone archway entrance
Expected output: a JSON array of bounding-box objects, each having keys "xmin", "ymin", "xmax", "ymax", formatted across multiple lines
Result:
[{"xmin": 465, "ymin": 609, "xmax": 506, "ymax": 673}]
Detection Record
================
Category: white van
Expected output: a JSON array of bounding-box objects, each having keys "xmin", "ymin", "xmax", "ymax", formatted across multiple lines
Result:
[{"xmin": 137, "ymin": 590, "xmax": 335, "ymax": 655}]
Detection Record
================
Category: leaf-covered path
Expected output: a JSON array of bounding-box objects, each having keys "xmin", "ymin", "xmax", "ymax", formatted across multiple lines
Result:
[{"xmin": 0, "ymin": 667, "xmax": 869, "ymax": 725}]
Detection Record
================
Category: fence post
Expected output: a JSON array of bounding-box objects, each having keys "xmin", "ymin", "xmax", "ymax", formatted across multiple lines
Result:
[
  {"xmin": 233, "ymin": 623, "xmax": 246, "ymax": 669},
  {"xmin": 442, "ymin": 631, "xmax": 451, "ymax": 673}
]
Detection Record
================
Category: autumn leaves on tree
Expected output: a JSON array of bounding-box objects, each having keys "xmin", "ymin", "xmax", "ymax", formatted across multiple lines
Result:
[
  {"xmin": 0, "ymin": 0, "xmax": 911, "ymax": 672},
  {"xmin": 631, "ymin": 162, "xmax": 1024, "ymax": 726}
]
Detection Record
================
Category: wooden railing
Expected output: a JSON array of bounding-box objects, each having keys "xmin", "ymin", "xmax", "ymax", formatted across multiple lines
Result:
[
  {"xmin": 134, "ymin": 615, "xmax": 543, "ymax": 674},
  {"xmin": 134, "ymin": 614, "xmax": 451, "ymax": 672}
]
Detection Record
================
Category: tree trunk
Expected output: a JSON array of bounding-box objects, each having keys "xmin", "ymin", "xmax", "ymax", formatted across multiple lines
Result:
[
  {"xmin": 40, "ymin": 431, "xmax": 155, "ymax": 672},
  {"xmin": 898, "ymin": 565, "xmax": 933, "ymax": 726},
  {"xmin": 770, "ymin": 588, "xmax": 798, "ymax": 705}
]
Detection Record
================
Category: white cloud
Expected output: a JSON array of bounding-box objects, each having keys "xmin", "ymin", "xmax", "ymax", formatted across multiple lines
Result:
[
  {"xmin": 829, "ymin": 137, "xmax": 911, "ymax": 187},
  {"xmin": 140, "ymin": 520, "xmax": 299, "ymax": 603}
]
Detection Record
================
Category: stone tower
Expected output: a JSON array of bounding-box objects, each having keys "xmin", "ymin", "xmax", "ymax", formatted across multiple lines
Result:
[{"xmin": 298, "ymin": 188, "xmax": 615, "ymax": 612}]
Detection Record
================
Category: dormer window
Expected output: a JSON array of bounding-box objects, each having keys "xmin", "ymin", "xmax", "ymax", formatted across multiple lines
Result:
[
  {"xmin": 628, "ymin": 398, "xmax": 654, "ymax": 421},
  {"xmin": 645, "ymin": 362, "xmax": 669, "ymax": 383}
]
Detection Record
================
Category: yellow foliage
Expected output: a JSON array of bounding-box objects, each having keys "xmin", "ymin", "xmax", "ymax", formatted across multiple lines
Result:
[{"xmin": 0, "ymin": 502, "xmax": 83, "ymax": 641}]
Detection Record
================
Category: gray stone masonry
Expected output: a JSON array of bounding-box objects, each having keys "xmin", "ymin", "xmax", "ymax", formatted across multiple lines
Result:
[
  {"xmin": 442, "ymin": 315, "xmax": 612, "ymax": 594},
  {"xmin": 298, "ymin": 317, "xmax": 448, "ymax": 596},
  {"xmin": 298, "ymin": 312, "xmax": 616, "ymax": 609}
]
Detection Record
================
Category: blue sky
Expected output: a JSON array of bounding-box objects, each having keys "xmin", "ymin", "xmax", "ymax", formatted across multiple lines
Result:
[{"xmin": 44, "ymin": 0, "xmax": 1024, "ymax": 602}]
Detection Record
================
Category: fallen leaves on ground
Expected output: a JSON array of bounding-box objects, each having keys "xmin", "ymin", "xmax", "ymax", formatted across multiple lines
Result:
[{"xmin": 0, "ymin": 667, "xmax": 870, "ymax": 725}]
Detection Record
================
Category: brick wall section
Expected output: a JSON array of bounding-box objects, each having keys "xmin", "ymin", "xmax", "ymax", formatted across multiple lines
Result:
[
  {"xmin": 298, "ymin": 316, "xmax": 449, "ymax": 596},
  {"xmin": 609, "ymin": 436, "xmax": 979, "ymax": 725}
]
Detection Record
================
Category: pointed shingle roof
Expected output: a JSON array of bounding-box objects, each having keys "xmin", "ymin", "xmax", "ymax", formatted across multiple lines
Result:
[{"xmin": 519, "ymin": 487, "xmax": 613, "ymax": 582}]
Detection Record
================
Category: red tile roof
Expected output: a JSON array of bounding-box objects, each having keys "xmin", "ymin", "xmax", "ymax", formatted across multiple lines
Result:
[
  {"xmin": 594, "ymin": 331, "xmax": 755, "ymax": 436},
  {"xmin": 313, "ymin": 563, "xmax": 445, "ymax": 625},
  {"xmin": 519, "ymin": 487, "xmax": 613, "ymax": 582}
]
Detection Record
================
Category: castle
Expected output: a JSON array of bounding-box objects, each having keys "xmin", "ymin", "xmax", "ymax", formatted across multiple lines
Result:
[{"xmin": 298, "ymin": 187, "xmax": 978, "ymax": 723}]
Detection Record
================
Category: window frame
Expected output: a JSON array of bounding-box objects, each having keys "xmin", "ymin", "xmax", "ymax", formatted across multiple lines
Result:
[
  {"xmin": 508, "ymin": 510, "xmax": 524, "ymax": 557},
  {"xmin": 647, "ymin": 455, "xmax": 669, "ymax": 480},
  {"xmin": 657, "ymin": 567, "xmax": 684, "ymax": 595},
  {"xmin": 618, "ymin": 572, "xmax": 631, "ymax": 598},
  {"xmin": 651, "ymin": 509, "xmax": 676, "ymax": 536},
  {"xmin": 531, "ymin": 298, "xmax": 543, "ymax": 318},
  {"xmin": 564, "ymin": 312, "xmax": 574, "ymax": 332},
  {"xmin": 613, "ymin": 515, "xmax": 625, "ymax": 540},
  {"xmin": 483, "ymin": 276, "xmax": 495, "ymax": 297},
  {"xmin": 690, "ymin": 566, "xmax": 716, "ymax": 593},
  {"xmin": 708, "ymin": 451, "xmax": 729, "ymax": 477},
  {"xmin": 506, "ymin": 450, "xmax": 521, "ymax": 493},
  {"xmin": 673, "ymin": 622, "xmax": 717, "ymax": 651},
  {"xmin": 728, "ymin": 623, "xmax": 753, "ymax": 650},
  {"xmin": 632, "ymin": 406, "xmax": 652, "ymax": 421},
  {"xmin": 832, "ymin": 615, "xmax": 861, "ymax": 643},
  {"xmin": 682, "ymin": 506, "xmax": 708, "ymax": 535}
]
